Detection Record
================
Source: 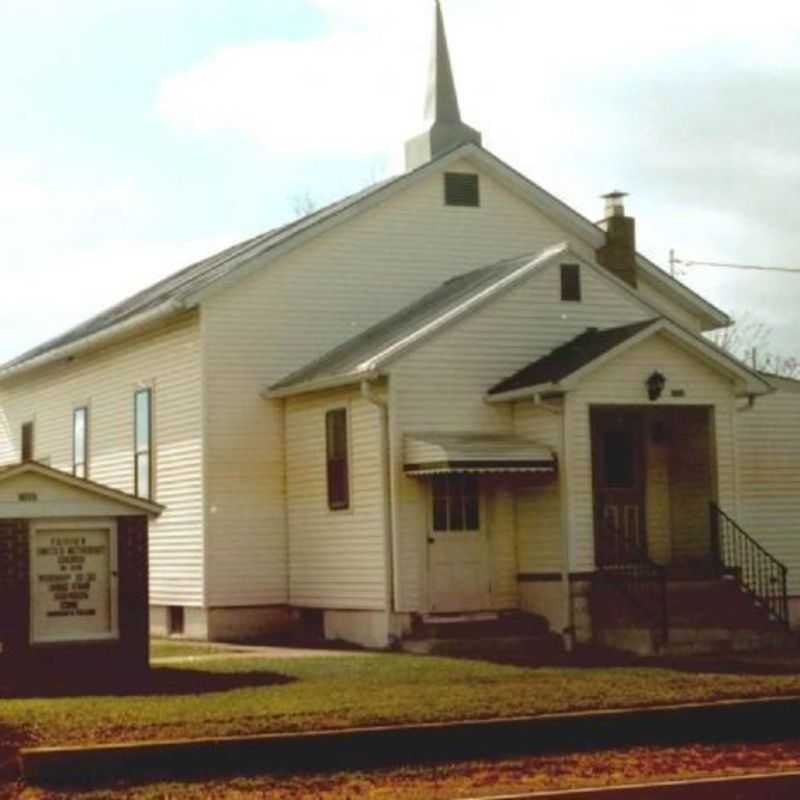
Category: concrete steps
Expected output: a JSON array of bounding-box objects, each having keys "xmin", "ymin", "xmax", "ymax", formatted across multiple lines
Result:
[
  {"xmin": 401, "ymin": 611, "xmax": 563, "ymax": 659},
  {"xmin": 592, "ymin": 576, "xmax": 796, "ymax": 657}
]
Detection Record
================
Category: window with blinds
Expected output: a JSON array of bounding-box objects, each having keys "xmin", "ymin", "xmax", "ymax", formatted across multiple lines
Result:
[
  {"xmin": 326, "ymin": 408, "xmax": 350, "ymax": 511},
  {"xmin": 21, "ymin": 422, "xmax": 33, "ymax": 462}
]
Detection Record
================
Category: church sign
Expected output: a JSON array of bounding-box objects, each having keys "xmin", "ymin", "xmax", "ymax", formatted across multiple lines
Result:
[
  {"xmin": 30, "ymin": 524, "xmax": 118, "ymax": 644},
  {"xmin": 0, "ymin": 462, "xmax": 160, "ymax": 689}
]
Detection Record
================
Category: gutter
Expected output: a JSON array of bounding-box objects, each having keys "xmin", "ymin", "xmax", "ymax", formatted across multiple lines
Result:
[
  {"xmin": 265, "ymin": 370, "xmax": 382, "ymax": 400},
  {"xmin": 360, "ymin": 379, "xmax": 396, "ymax": 645},
  {"xmin": 531, "ymin": 394, "xmax": 573, "ymax": 653},
  {"xmin": 0, "ymin": 301, "xmax": 185, "ymax": 383},
  {"xmin": 486, "ymin": 384, "xmax": 562, "ymax": 404}
]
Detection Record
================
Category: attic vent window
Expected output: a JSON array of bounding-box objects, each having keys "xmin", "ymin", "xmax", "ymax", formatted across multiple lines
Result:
[
  {"xmin": 445, "ymin": 173, "xmax": 480, "ymax": 207},
  {"xmin": 560, "ymin": 263, "xmax": 582, "ymax": 302}
]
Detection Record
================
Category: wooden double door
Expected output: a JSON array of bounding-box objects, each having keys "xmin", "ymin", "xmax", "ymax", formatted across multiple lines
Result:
[{"xmin": 591, "ymin": 409, "xmax": 647, "ymax": 565}]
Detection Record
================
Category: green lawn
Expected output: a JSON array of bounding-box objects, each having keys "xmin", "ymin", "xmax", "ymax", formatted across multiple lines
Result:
[
  {"xmin": 149, "ymin": 641, "xmax": 243, "ymax": 660},
  {"xmin": 4, "ymin": 653, "xmax": 800, "ymax": 750}
]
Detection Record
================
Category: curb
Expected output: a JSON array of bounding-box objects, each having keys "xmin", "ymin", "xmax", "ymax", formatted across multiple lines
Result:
[
  {"xmin": 459, "ymin": 770, "xmax": 800, "ymax": 799},
  {"xmin": 20, "ymin": 695, "xmax": 800, "ymax": 785}
]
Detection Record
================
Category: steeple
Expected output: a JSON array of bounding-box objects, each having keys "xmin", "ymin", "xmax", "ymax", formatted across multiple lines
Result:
[{"xmin": 405, "ymin": 0, "xmax": 482, "ymax": 171}]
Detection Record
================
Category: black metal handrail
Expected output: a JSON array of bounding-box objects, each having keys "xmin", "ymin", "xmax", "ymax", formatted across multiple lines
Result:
[
  {"xmin": 595, "ymin": 515, "xmax": 669, "ymax": 648},
  {"xmin": 710, "ymin": 503, "xmax": 789, "ymax": 628}
]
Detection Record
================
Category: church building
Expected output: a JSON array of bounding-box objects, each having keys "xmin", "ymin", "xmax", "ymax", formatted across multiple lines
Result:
[{"xmin": 1, "ymin": 2, "xmax": 798, "ymax": 654}]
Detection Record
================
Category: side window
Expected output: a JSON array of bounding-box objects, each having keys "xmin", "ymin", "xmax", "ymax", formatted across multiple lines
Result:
[
  {"xmin": 432, "ymin": 475, "xmax": 480, "ymax": 532},
  {"xmin": 561, "ymin": 263, "xmax": 582, "ymax": 302},
  {"xmin": 326, "ymin": 408, "xmax": 350, "ymax": 511},
  {"xmin": 21, "ymin": 422, "xmax": 34, "ymax": 462},
  {"xmin": 134, "ymin": 389, "xmax": 153, "ymax": 500},
  {"xmin": 73, "ymin": 407, "xmax": 88, "ymax": 478}
]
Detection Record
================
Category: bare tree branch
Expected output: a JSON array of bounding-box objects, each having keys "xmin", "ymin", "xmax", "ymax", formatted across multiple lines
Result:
[
  {"xmin": 708, "ymin": 312, "xmax": 799, "ymax": 377},
  {"xmin": 290, "ymin": 190, "xmax": 318, "ymax": 219}
]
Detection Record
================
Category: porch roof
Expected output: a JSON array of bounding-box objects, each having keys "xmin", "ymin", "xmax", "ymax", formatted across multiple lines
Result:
[
  {"xmin": 487, "ymin": 317, "xmax": 773, "ymax": 401},
  {"xmin": 404, "ymin": 433, "xmax": 556, "ymax": 476},
  {"xmin": 489, "ymin": 319, "xmax": 658, "ymax": 397}
]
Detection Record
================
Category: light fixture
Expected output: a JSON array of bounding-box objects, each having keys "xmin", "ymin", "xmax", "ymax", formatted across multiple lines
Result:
[{"xmin": 646, "ymin": 371, "xmax": 666, "ymax": 402}]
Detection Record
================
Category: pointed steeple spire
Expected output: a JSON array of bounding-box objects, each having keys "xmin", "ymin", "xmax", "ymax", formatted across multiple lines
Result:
[
  {"xmin": 405, "ymin": 0, "xmax": 482, "ymax": 170},
  {"xmin": 424, "ymin": 0, "xmax": 462, "ymax": 125}
]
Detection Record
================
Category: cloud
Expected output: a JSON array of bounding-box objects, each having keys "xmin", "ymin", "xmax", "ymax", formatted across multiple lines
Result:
[
  {"xmin": 157, "ymin": 27, "xmax": 425, "ymax": 157},
  {"xmin": 0, "ymin": 158, "xmax": 237, "ymax": 362},
  {"xmin": 3, "ymin": 0, "xmax": 798, "ymax": 362}
]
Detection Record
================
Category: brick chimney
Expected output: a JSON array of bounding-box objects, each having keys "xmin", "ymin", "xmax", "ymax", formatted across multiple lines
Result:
[{"xmin": 596, "ymin": 191, "xmax": 638, "ymax": 288}]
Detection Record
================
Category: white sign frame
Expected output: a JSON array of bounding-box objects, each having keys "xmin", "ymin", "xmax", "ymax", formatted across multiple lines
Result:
[{"xmin": 29, "ymin": 518, "xmax": 120, "ymax": 645}]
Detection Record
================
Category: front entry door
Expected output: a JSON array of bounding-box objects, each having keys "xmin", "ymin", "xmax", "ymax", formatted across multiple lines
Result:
[
  {"xmin": 591, "ymin": 409, "xmax": 647, "ymax": 564},
  {"xmin": 428, "ymin": 474, "xmax": 491, "ymax": 613}
]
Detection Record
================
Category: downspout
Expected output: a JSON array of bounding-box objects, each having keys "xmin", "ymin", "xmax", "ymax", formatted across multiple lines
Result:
[
  {"xmin": 361, "ymin": 379, "xmax": 395, "ymax": 646},
  {"xmin": 534, "ymin": 393, "xmax": 574, "ymax": 652}
]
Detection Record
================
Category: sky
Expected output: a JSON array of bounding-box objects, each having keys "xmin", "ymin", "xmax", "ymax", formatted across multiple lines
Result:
[{"xmin": 1, "ymin": 0, "xmax": 798, "ymax": 363}]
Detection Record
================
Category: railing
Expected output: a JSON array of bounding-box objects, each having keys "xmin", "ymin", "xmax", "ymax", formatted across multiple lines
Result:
[
  {"xmin": 710, "ymin": 503, "xmax": 789, "ymax": 628},
  {"xmin": 595, "ymin": 514, "xmax": 669, "ymax": 648}
]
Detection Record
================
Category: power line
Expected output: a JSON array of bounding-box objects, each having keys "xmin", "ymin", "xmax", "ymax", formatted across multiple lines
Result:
[{"xmin": 669, "ymin": 251, "xmax": 800, "ymax": 276}]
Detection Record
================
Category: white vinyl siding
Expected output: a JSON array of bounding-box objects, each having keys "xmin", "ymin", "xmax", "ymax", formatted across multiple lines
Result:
[
  {"xmin": 567, "ymin": 333, "xmax": 737, "ymax": 572},
  {"xmin": 390, "ymin": 255, "xmax": 654, "ymax": 611},
  {"xmin": 200, "ymin": 156, "xmax": 594, "ymax": 608},
  {"xmin": 0, "ymin": 314, "xmax": 204, "ymax": 606},
  {"xmin": 513, "ymin": 402, "xmax": 564, "ymax": 574},
  {"xmin": 736, "ymin": 378, "xmax": 800, "ymax": 595},
  {"xmin": 285, "ymin": 389, "xmax": 386, "ymax": 609}
]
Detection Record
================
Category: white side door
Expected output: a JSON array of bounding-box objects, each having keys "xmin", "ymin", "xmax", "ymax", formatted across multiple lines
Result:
[{"xmin": 428, "ymin": 475, "xmax": 491, "ymax": 613}]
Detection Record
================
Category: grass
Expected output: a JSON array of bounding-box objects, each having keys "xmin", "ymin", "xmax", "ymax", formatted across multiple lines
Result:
[
  {"xmin": 13, "ymin": 739, "xmax": 800, "ymax": 798},
  {"xmin": 4, "ymin": 653, "xmax": 800, "ymax": 750},
  {"xmin": 149, "ymin": 641, "xmax": 242, "ymax": 660}
]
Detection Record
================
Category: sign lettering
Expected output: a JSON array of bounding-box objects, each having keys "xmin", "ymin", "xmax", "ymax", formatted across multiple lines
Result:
[{"xmin": 32, "ymin": 528, "xmax": 114, "ymax": 642}]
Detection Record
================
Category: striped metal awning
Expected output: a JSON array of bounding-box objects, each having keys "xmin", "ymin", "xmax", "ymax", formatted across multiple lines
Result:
[{"xmin": 404, "ymin": 433, "xmax": 556, "ymax": 476}]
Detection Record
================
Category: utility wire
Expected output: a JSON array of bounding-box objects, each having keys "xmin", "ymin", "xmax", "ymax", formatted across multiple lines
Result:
[
  {"xmin": 669, "ymin": 251, "xmax": 800, "ymax": 276},
  {"xmin": 680, "ymin": 260, "xmax": 800, "ymax": 274}
]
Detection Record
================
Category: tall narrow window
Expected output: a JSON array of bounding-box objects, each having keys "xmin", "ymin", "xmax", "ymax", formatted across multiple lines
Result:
[
  {"xmin": 21, "ymin": 422, "xmax": 34, "ymax": 462},
  {"xmin": 134, "ymin": 389, "xmax": 152, "ymax": 500},
  {"xmin": 561, "ymin": 263, "xmax": 582, "ymax": 302},
  {"xmin": 73, "ymin": 407, "xmax": 88, "ymax": 478},
  {"xmin": 326, "ymin": 408, "xmax": 349, "ymax": 511}
]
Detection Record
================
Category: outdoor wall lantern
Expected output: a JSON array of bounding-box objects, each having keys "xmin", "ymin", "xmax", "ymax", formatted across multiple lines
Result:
[{"xmin": 646, "ymin": 371, "xmax": 667, "ymax": 401}]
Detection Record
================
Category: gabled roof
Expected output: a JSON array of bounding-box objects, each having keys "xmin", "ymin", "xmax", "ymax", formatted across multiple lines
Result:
[
  {"xmin": 1, "ymin": 142, "xmax": 731, "ymax": 381},
  {"xmin": 0, "ymin": 172, "xmax": 403, "ymax": 375},
  {"xmin": 488, "ymin": 320, "xmax": 660, "ymax": 396},
  {"xmin": 486, "ymin": 318, "xmax": 773, "ymax": 402},
  {"xmin": 0, "ymin": 461, "xmax": 164, "ymax": 515},
  {"xmin": 267, "ymin": 244, "xmax": 571, "ymax": 397}
]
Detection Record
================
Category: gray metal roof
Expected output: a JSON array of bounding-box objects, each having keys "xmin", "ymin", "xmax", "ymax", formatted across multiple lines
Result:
[
  {"xmin": 1, "ymin": 141, "xmax": 731, "ymax": 376},
  {"xmin": 0, "ymin": 174, "xmax": 403, "ymax": 372},
  {"xmin": 269, "ymin": 245, "xmax": 567, "ymax": 394}
]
